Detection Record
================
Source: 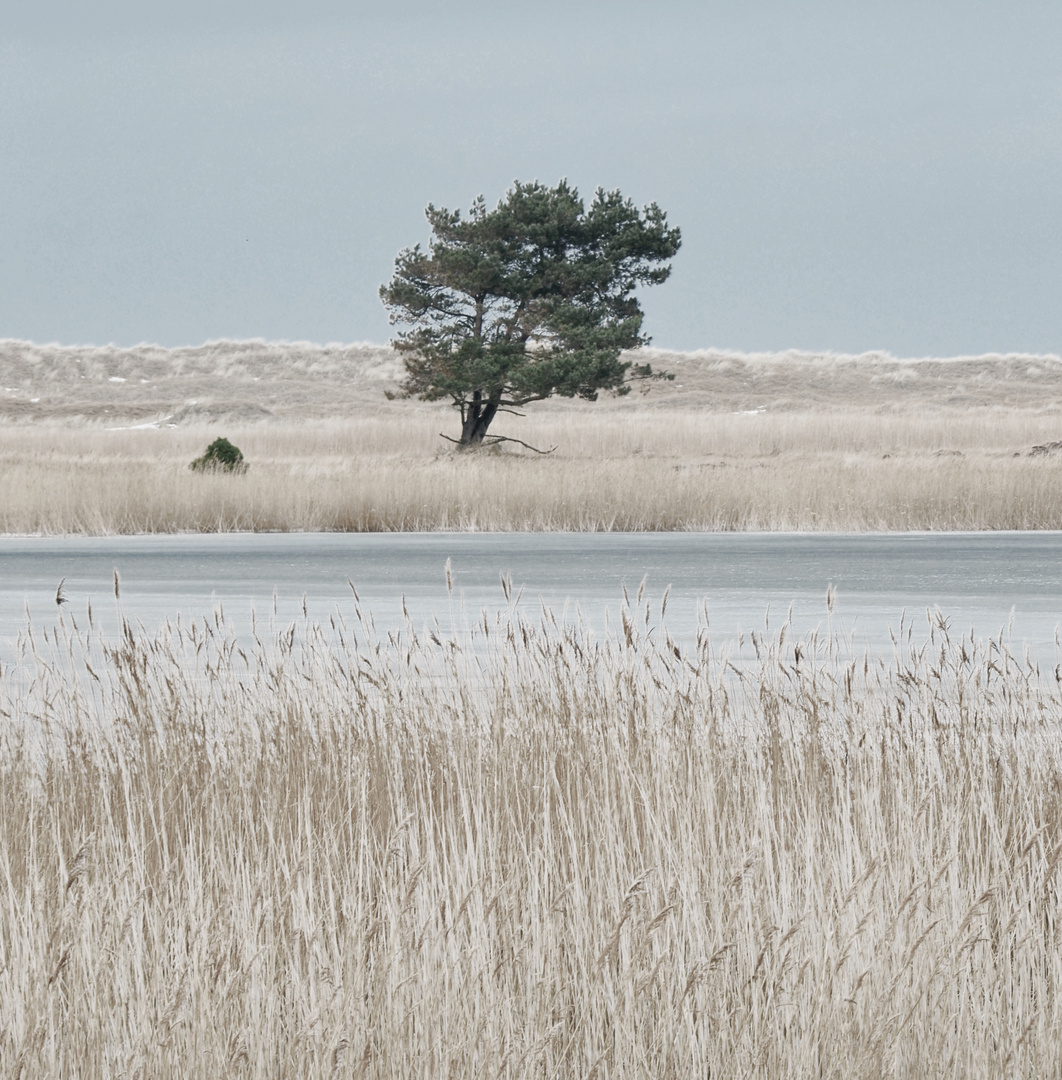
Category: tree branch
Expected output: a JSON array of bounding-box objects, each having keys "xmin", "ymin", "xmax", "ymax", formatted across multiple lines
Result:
[
  {"xmin": 482, "ymin": 434, "xmax": 556, "ymax": 454},
  {"xmin": 438, "ymin": 433, "xmax": 557, "ymax": 454}
]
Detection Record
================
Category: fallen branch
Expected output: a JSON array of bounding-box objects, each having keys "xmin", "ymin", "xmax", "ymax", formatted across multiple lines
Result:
[
  {"xmin": 485, "ymin": 435, "xmax": 557, "ymax": 454},
  {"xmin": 438, "ymin": 433, "xmax": 557, "ymax": 455}
]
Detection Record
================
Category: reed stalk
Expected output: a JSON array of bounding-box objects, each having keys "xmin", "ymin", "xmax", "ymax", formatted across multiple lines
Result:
[{"xmin": 1, "ymin": 599, "xmax": 1060, "ymax": 1076}]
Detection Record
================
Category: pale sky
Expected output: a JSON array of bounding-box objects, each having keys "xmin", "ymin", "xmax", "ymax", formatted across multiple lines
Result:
[{"xmin": 1, "ymin": 1, "xmax": 1060, "ymax": 354}]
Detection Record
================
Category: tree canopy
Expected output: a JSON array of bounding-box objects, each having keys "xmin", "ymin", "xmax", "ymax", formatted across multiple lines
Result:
[{"xmin": 380, "ymin": 179, "xmax": 681, "ymax": 446}]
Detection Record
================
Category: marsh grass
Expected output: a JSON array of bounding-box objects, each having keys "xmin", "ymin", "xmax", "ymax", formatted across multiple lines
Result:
[
  {"xmin": 2, "ymin": 597, "xmax": 1062, "ymax": 1076},
  {"xmin": 1, "ymin": 409, "xmax": 1062, "ymax": 532}
]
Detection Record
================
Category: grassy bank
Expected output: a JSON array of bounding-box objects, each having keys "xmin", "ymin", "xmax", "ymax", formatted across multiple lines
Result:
[
  {"xmin": 2, "ymin": 602, "xmax": 1061, "ymax": 1076},
  {"xmin": 1, "ymin": 408, "xmax": 1062, "ymax": 532}
]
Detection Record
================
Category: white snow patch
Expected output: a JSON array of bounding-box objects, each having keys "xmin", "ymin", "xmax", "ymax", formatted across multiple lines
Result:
[{"xmin": 106, "ymin": 415, "xmax": 175, "ymax": 431}]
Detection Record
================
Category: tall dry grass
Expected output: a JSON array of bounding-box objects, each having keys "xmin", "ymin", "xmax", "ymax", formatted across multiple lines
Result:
[
  {"xmin": 1, "ymin": 409, "xmax": 1062, "ymax": 532},
  {"xmin": 2, "ymin": 597, "xmax": 1062, "ymax": 1076}
]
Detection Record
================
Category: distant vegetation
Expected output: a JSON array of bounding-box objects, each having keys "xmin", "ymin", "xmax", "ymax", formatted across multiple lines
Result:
[
  {"xmin": 0, "ymin": 410, "xmax": 1061, "ymax": 532},
  {"xmin": 0, "ymin": 340, "xmax": 1061, "ymax": 532}
]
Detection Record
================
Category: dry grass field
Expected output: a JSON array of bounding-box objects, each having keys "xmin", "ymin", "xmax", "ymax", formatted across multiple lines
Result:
[
  {"xmin": 2, "ymin": 338, "xmax": 1062, "ymax": 532},
  {"xmin": 2, "ymin": 600, "xmax": 1061, "ymax": 1076},
  {"xmin": 2, "ymin": 407, "xmax": 1062, "ymax": 532}
]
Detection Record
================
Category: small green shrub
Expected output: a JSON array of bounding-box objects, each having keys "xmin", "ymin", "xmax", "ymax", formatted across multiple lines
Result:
[{"xmin": 190, "ymin": 436, "xmax": 247, "ymax": 474}]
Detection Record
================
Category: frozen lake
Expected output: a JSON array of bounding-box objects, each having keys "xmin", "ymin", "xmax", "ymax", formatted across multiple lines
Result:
[{"xmin": 1, "ymin": 531, "xmax": 1062, "ymax": 661}]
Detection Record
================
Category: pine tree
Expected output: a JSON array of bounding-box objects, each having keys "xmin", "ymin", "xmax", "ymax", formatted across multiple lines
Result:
[{"xmin": 380, "ymin": 180, "xmax": 681, "ymax": 447}]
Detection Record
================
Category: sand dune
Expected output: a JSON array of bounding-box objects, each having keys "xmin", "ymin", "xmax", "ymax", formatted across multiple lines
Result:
[{"xmin": 2, "ymin": 339, "xmax": 1061, "ymax": 423}]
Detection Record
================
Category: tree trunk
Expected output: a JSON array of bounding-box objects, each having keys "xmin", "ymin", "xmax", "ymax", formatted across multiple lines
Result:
[{"xmin": 460, "ymin": 389, "xmax": 501, "ymax": 445}]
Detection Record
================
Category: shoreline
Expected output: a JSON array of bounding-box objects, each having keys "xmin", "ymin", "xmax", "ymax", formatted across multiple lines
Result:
[{"xmin": 4, "ymin": 525, "xmax": 1062, "ymax": 539}]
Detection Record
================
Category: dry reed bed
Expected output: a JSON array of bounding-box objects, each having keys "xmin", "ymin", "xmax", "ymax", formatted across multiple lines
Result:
[
  {"xmin": 2, "ymin": 409, "xmax": 1062, "ymax": 533},
  {"xmin": 2, "ymin": 600, "xmax": 1062, "ymax": 1076}
]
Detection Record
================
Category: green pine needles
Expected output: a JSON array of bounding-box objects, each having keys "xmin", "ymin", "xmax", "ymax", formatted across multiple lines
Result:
[
  {"xmin": 380, "ymin": 179, "xmax": 681, "ymax": 447},
  {"xmin": 190, "ymin": 436, "xmax": 247, "ymax": 474}
]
